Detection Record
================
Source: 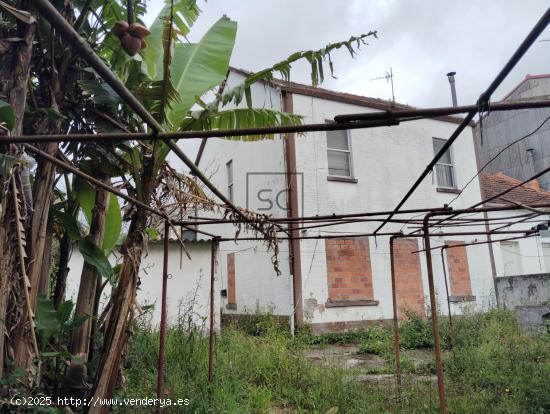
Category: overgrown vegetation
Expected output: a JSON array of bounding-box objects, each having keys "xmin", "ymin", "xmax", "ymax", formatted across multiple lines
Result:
[{"xmin": 119, "ymin": 309, "xmax": 549, "ymax": 413}]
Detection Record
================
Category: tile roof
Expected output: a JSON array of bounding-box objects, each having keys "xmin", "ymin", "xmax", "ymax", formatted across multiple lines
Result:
[{"xmin": 479, "ymin": 172, "xmax": 550, "ymax": 206}]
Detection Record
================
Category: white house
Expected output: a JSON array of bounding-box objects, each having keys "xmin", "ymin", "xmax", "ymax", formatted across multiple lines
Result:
[
  {"xmin": 65, "ymin": 70, "xmax": 550, "ymax": 333},
  {"xmin": 196, "ymin": 68, "xmax": 508, "ymax": 332},
  {"xmin": 66, "ymin": 236, "xmax": 221, "ymax": 331}
]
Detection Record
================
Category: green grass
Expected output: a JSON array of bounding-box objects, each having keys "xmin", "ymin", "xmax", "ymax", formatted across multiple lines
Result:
[{"xmin": 118, "ymin": 310, "xmax": 550, "ymax": 413}]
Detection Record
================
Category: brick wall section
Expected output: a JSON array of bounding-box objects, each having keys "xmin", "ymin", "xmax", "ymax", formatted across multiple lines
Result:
[
  {"xmin": 393, "ymin": 238, "xmax": 425, "ymax": 316},
  {"xmin": 325, "ymin": 237, "xmax": 373, "ymax": 301},
  {"xmin": 446, "ymin": 241, "xmax": 472, "ymax": 296},
  {"xmin": 227, "ymin": 253, "xmax": 236, "ymax": 305}
]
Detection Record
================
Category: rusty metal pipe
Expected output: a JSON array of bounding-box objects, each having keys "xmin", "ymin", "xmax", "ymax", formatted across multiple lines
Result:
[
  {"xmin": 334, "ymin": 99, "xmax": 550, "ymax": 123},
  {"xmin": 217, "ymin": 229, "xmax": 533, "ymax": 243},
  {"xmin": 157, "ymin": 221, "xmax": 170, "ymax": 409},
  {"xmin": 389, "ymin": 235, "xmax": 402, "ymax": 400},
  {"xmin": 208, "ymin": 238, "xmax": 219, "ymax": 384},
  {"xmin": 4, "ymin": 119, "xmax": 399, "ymax": 144},
  {"xmin": 423, "ymin": 213, "xmax": 446, "ymax": 413},
  {"xmin": 440, "ymin": 247, "xmax": 454, "ymax": 351}
]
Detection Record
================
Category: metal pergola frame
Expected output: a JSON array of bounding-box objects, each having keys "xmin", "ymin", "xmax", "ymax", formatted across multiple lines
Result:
[{"xmin": 6, "ymin": 2, "xmax": 549, "ymax": 412}]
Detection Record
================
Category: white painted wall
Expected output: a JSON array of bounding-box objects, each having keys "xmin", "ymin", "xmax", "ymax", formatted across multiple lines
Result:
[
  {"xmin": 66, "ymin": 241, "xmax": 221, "ymax": 332},
  {"xmin": 200, "ymin": 71, "xmax": 548, "ymax": 327},
  {"xmin": 488, "ymin": 209, "xmax": 550, "ymax": 277},
  {"xmin": 197, "ymin": 70, "xmax": 293, "ymax": 316},
  {"xmin": 289, "ymin": 93, "xmax": 496, "ymax": 324}
]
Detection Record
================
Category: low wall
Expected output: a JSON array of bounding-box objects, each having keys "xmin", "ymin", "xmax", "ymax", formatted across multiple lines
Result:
[{"xmin": 496, "ymin": 273, "xmax": 550, "ymax": 309}]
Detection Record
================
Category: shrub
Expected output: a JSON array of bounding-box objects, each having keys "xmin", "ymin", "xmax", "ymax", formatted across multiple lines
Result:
[
  {"xmin": 399, "ymin": 311, "xmax": 434, "ymax": 349},
  {"xmin": 357, "ymin": 326, "xmax": 393, "ymax": 355}
]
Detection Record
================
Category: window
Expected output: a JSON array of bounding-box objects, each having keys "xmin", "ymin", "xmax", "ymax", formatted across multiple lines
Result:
[
  {"xmin": 500, "ymin": 241, "xmax": 523, "ymax": 276},
  {"xmin": 433, "ymin": 138, "xmax": 456, "ymax": 188},
  {"xmin": 226, "ymin": 160, "xmax": 233, "ymax": 202},
  {"xmin": 327, "ymin": 129, "xmax": 353, "ymax": 177}
]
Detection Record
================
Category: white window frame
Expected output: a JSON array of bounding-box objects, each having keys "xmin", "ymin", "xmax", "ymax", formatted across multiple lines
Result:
[
  {"xmin": 433, "ymin": 137, "xmax": 457, "ymax": 189},
  {"xmin": 226, "ymin": 160, "xmax": 234, "ymax": 202},
  {"xmin": 326, "ymin": 127, "xmax": 354, "ymax": 178}
]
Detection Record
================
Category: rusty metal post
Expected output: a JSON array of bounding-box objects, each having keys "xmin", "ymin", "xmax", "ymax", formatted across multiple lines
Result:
[
  {"xmin": 423, "ymin": 213, "xmax": 446, "ymax": 414},
  {"xmin": 157, "ymin": 221, "xmax": 170, "ymax": 410},
  {"xmin": 440, "ymin": 246, "xmax": 455, "ymax": 351},
  {"xmin": 389, "ymin": 235, "xmax": 402, "ymax": 401},
  {"xmin": 208, "ymin": 238, "xmax": 219, "ymax": 384}
]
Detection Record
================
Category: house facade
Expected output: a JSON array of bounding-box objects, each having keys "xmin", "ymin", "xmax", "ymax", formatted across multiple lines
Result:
[{"xmin": 197, "ymin": 68, "xmax": 501, "ymax": 332}]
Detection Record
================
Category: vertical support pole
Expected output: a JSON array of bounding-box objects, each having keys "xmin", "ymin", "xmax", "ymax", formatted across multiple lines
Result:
[
  {"xmin": 282, "ymin": 91, "xmax": 304, "ymax": 328},
  {"xmin": 157, "ymin": 221, "xmax": 170, "ymax": 410},
  {"xmin": 389, "ymin": 235, "xmax": 402, "ymax": 400},
  {"xmin": 423, "ymin": 213, "xmax": 446, "ymax": 414},
  {"xmin": 208, "ymin": 237, "xmax": 219, "ymax": 384},
  {"xmin": 440, "ymin": 246, "xmax": 454, "ymax": 350}
]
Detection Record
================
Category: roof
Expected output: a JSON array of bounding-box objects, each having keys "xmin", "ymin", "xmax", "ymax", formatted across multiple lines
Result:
[
  {"xmin": 229, "ymin": 67, "xmax": 470, "ymax": 126},
  {"xmin": 479, "ymin": 172, "xmax": 550, "ymax": 206},
  {"xmin": 501, "ymin": 73, "xmax": 550, "ymax": 101}
]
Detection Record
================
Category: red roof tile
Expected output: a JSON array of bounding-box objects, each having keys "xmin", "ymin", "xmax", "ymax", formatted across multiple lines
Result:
[{"xmin": 479, "ymin": 172, "xmax": 550, "ymax": 206}]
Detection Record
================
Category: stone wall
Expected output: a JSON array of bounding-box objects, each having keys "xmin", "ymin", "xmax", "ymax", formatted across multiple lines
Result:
[{"xmin": 496, "ymin": 273, "xmax": 550, "ymax": 309}]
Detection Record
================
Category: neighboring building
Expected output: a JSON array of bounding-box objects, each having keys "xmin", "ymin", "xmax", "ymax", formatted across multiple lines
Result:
[
  {"xmin": 197, "ymin": 68, "xmax": 501, "ymax": 332},
  {"xmin": 480, "ymin": 171, "xmax": 550, "ymax": 331},
  {"xmin": 474, "ymin": 74, "xmax": 550, "ymax": 190},
  {"xmin": 480, "ymin": 172, "xmax": 550, "ymax": 278}
]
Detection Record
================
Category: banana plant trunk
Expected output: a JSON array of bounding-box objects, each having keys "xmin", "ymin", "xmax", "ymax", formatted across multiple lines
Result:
[
  {"xmin": 0, "ymin": 2, "xmax": 36, "ymax": 375},
  {"xmin": 91, "ymin": 162, "xmax": 156, "ymax": 411},
  {"xmin": 53, "ymin": 232, "xmax": 72, "ymax": 309},
  {"xmin": 67, "ymin": 183, "xmax": 110, "ymax": 385},
  {"xmin": 37, "ymin": 215, "xmax": 53, "ymax": 297},
  {"xmin": 0, "ymin": 186, "xmax": 14, "ymax": 378}
]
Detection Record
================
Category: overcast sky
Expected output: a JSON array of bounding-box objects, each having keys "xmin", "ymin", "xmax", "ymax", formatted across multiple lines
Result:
[{"xmin": 144, "ymin": 0, "xmax": 550, "ymax": 108}]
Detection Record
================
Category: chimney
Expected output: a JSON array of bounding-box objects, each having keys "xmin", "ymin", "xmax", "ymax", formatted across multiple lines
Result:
[{"xmin": 446, "ymin": 71, "xmax": 458, "ymax": 107}]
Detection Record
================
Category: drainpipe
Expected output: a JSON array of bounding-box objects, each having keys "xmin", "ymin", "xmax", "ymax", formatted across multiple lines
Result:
[
  {"xmin": 446, "ymin": 72, "xmax": 458, "ymax": 107},
  {"xmin": 282, "ymin": 90, "xmax": 304, "ymax": 328}
]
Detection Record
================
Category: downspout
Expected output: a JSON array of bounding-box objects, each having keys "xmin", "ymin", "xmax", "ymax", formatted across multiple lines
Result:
[{"xmin": 282, "ymin": 90, "xmax": 303, "ymax": 327}]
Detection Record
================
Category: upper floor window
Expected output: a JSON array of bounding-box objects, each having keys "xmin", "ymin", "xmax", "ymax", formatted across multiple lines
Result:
[
  {"xmin": 433, "ymin": 138, "xmax": 456, "ymax": 188},
  {"xmin": 227, "ymin": 160, "xmax": 234, "ymax": 202},
  {"xmin": 327, "ymin": 129, "xmax": 353, "ymax": 178}
]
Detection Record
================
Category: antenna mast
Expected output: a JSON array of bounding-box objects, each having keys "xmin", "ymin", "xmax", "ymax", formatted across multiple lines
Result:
[{"xmin": 371, "ymin": 67, "xmax": 395, "ymax": 102}]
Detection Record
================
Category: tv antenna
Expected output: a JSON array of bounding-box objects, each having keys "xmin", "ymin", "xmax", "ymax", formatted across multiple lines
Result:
[{"xmin": 371, "ymin": 67, "xmax": 395, "ymax": 102}]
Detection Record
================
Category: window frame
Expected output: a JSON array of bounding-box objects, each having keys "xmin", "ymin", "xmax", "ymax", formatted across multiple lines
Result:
[
  {"xmin": 432, "ymin": 137, "xmax": 457, "ymax": 189},
  {"xmin": 226, "ymin": 159, "xmax": 234, "ymax": 202},
  {"xmin": 326, "ymin": 126, "xmax": 354, "ymax": 179}
]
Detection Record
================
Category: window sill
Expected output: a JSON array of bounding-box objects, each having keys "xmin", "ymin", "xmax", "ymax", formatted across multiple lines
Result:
[
  {"xmin": 327, "ymin": 176, "xmax": 358, "ymax": 183},
  {"xmin": 449, "ymin": 295, "xmax": 476, "ymax": 303},
  {"xmin": 325, "ymin": 299, "xmax": 379, "ymax": 308},
  {"xmin": 226, "ymin": 303, "xmax": 237, "ymax": 310},
  {"xmin": 437, "ymin": 187, "xmax": 460, "ymax": 194}
]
